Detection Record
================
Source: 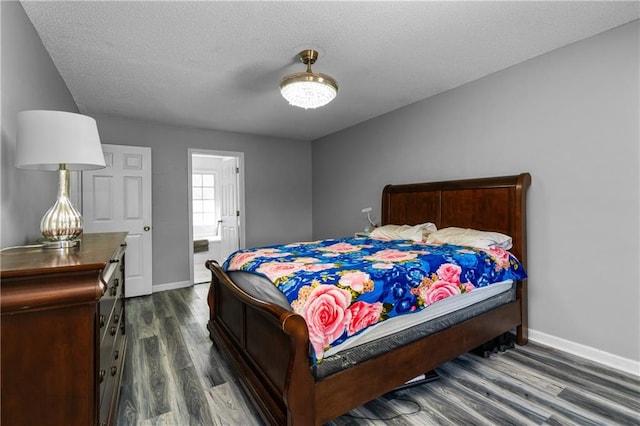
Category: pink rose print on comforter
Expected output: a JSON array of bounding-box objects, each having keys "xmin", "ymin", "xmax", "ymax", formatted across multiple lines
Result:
[{"xmin": 302, "ymin": 285, "xmax": 352, "ymax": 359}]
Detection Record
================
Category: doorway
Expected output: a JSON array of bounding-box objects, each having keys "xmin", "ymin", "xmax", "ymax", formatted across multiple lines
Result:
[{"xmin": 188, "ymin": 149, "xmax": 245, "ymax": 284}]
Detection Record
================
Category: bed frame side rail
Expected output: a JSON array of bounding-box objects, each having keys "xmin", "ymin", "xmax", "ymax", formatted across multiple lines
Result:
[{"xmin": 315, "ymin": 298, "xmax": 523, "ymax": 424}]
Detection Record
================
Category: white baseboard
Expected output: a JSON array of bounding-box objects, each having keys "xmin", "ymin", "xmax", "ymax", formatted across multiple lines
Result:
[
  {"xmin": 152, "ymin": 280, "xmax": 192, "ymax": 293},
  {"xmin": 528, "ymin": 329, "xmax": 640, "ymax": 377}
]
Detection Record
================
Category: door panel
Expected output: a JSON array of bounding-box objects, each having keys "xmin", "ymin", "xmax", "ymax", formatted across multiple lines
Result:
[
  {"xmin": 220, "ymin": 158, "xmax": 240, "ymax": 262},
  {"xmin": 91, "ymin": 175, "xmax": 113, "ymax": 221},
  {"xmin": 83, "ymin": 144, "xmax": 152, "ymax": 297}
]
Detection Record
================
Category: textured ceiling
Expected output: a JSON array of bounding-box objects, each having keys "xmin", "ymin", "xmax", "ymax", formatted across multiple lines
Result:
[{"xmin": 20, "ymin": 1, "xmax": 639, "ymax": 141}]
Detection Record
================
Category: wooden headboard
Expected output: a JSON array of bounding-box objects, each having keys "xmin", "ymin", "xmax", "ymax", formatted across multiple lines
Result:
[{"xmin": 381, "ymin": 173, "xmax": 531, "ymax": 267}]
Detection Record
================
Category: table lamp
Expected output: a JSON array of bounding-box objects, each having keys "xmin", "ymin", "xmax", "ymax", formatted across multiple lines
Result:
[{"xmin": 16, "ymin": 110, "xmax": 106, "ymax": 248}]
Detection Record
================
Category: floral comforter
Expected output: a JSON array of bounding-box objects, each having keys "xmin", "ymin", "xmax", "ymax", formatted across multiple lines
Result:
[{"xmin": 223, "ymin": 237, "xmax": 527, "ymax": 363}]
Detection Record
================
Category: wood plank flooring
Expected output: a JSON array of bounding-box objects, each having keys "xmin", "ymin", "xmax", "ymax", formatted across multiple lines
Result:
[{"xmin": 116, "ymin": 284, "xmax": 640, "ymax": 425}]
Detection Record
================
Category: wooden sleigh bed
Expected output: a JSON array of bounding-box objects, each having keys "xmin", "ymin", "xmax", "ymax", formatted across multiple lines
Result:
[{"xmin": 206, "ymin": 172, "xmax": 531, "ymax": 425}]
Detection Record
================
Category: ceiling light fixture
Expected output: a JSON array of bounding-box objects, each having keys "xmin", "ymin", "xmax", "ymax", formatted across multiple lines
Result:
[{"xmin": 279, "ymin": 49, "xmax": 338, "ymax": 110}]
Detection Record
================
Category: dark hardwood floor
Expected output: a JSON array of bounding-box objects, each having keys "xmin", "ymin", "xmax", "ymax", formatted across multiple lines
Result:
[{"xmin": 116, "ymin": 284, "xmax": 639, "ymax": 425}]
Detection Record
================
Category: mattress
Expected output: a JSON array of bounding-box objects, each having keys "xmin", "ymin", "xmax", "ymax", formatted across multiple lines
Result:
[
  {"xmin": 227, "ymin": 271, "xmax": 515, "ymax": 377},
  {"xmin": 322, "ymin": 279, "xmax": 513, "ymax": 357},
  {"xmin": 314, "ymin": 284, "xmax": 515, "ymax": 379}
]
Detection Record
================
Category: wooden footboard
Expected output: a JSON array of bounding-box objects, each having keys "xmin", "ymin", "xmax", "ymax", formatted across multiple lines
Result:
[
  {"xmin": 207, "ymin": 260, "xmax": 314, "ymax": 425},
  {"xmin": 207, "ymin": 173, "xmax": 531, "ymax": 425}
]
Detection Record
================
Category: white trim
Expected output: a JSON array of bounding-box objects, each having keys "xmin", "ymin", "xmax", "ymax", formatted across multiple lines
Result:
[
  {"xmin": 152, "ymin": 280, "xmax": 192, "ymax": 293},
  {"xmin": 529, "ymin": 329, "xmax": 640, "ymax": 377}
]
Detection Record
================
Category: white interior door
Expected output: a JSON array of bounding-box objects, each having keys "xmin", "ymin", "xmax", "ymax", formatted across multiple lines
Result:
[
  {"xmin": 82, "ymin": 144, "xmax": 153, "ymax": 297},
  {"xmin": 219, "ymin": 157, "xmax": 240, "ymax": 261}
]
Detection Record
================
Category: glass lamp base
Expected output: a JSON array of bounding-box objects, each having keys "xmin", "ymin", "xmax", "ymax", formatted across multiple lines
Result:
[
  {"xmin": 41, "ymin": 239, "xmax": 81, "ymax": 249},
  {"xmin": 39, "ymin": 165, "xmax": 84, "ymax": 248}
]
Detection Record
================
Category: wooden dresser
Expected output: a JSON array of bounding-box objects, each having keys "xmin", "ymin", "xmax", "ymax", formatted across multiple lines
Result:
[{"xmin": 1, "ymin": 232, "xmax": 128, "ymax": 426}]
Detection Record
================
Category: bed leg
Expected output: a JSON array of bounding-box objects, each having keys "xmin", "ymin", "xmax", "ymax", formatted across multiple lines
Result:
[
  {"xmin": 517, "ymin": 279, "xmax": 528, "ymax": 346},
  {"xmin": 516, "ymin": 324, "xmax": 528, "ymax": 345},
  {"xmin": 471, "ymin": 332, "xmax": 517, "ymax": 358}
]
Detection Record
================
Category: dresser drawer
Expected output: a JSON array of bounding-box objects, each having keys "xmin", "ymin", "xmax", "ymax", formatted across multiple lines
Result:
[
  {"xmin": 98, "ymin": 242, "xmax": 126, "ymax": 426},
  {"xmin": 99, "ymin": 333, "xmax": 127, "ymax": 426},
  {"xmin": 99, "ymin": 285, "xmax": 123, "ymax": 344},
  {"xmin": 99, "ymin": 303, "xmax": 124, "ymax": 398},
  {"xmin": 99, "ymin": 256, "xmax": 124, "ymax": 331}
]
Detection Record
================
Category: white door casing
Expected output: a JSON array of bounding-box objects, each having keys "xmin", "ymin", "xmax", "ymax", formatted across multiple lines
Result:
[{"xmin": 83, "ymin": 144, "xmax": 153, "ymax": 297}]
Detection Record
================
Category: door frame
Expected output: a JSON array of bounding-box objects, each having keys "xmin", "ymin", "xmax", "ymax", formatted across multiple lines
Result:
[{"xmin": 187, "ymin": 148, "xmax": 245, "ymax": 285}]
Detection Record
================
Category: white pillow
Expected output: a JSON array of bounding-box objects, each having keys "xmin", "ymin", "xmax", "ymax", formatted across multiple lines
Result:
[
  {"xmin": 369, "ymin": 223, "xmax": 437, "ymax": 242},
  {"xmin": 425, "ymin": 227, "xmax": 512, "ymax": 250}
]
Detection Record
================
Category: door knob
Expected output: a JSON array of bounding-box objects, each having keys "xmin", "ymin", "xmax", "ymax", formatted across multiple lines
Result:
[{"xmin": 144, "ymin": 226, "xmax": 151, "ymax": 231}]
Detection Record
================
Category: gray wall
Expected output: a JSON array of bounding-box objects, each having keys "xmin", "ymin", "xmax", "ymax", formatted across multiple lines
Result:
[
  {"xmin": 92, "ymin": 114, "xmax": 313, "ymax": 288},
  {"xmin": 312, "ymin": 21, "xmax": 639, "ymax": 362},
  {"xmin": 1, "ymin": 1, "xmax": 80, "ymax": 247}
]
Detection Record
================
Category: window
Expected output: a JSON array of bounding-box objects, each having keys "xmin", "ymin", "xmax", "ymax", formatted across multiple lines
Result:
[{"xmin": 192, "ymin": 173, "xmax": 217, "ymax": 227}]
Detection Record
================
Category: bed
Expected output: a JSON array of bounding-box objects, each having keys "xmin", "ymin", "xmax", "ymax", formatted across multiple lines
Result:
[{"xmin": 206, "ymin": 172, "xmax": 531, "ymax": 425}]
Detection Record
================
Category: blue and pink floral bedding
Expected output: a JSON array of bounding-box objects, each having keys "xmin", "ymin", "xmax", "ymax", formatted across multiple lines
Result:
[{"xmin": 223, "ymin": 236, "xmax": 527, "ymax": 363}]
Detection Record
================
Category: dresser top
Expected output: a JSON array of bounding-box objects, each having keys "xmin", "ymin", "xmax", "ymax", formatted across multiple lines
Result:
[{"xmin": 1, "ymin": 232, "xmax": 127, "ymax": 278}]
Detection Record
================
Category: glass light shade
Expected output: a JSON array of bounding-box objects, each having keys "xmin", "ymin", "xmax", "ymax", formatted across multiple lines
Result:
[
  {"xmin": 280, "ymin": 72, "xmax": 338, "ymax": 110},
  {"xmin": 16, "ymin": 110, "xmax": 106, "ymax": 247}
]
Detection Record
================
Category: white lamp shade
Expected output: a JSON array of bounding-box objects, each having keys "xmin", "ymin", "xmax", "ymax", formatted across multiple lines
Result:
[{"xmin": 16, "ymin": 110, "xmax": 106, "ymax": 171}]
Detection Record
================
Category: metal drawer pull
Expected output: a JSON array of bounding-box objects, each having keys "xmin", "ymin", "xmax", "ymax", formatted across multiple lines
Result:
[
  {"xmin": 110, "ymin": 326, "xmax": 117, "ymax": 336},
  {"xmin": 114, "ymin": 314, "xmax": 120, "ymax": 323},
  {"xmin": 110, "ymin": 286, "xmax": 117, "ymax": 296},
  {"xmin": 114, "ymin": 350, "xmax": 119, "ymax": 360},
  {"xmin": 109, "ymin": 258, "xmax": 120, "ymax": 264},
  {"xmin": 114, "ymin": 278, "xmax": 119, "ymax": 287},
  {"xmin": 99, "ymin": 314, "xmax": 106, "ymax": 328},
  {"xmin": 98, "ymin": 368, "xmax": 105, "ymax": 383},
  {"xmin": 110, "ymin": 366, "xmax": 117, "ymax": 376}
]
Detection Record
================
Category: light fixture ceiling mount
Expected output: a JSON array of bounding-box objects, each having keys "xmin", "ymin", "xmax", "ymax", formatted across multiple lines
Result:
[{"xmin": 280, "ymin": 49, "xmax": 338, "ymax": 110}]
